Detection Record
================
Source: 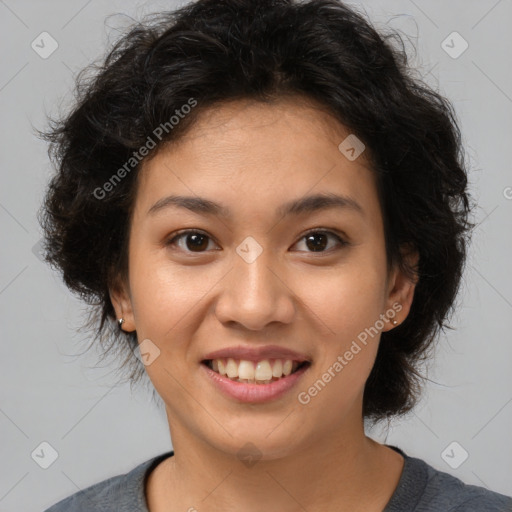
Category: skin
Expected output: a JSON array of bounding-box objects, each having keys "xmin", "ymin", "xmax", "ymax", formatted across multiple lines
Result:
[{"xmin": 110, "ymin": 96, "xmax": 418, "ymax": 512}]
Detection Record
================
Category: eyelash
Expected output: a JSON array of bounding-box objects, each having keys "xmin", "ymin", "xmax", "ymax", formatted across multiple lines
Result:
[{"xmin": 165, "ymin": 228, "xmax": 349, "ymax": 254}]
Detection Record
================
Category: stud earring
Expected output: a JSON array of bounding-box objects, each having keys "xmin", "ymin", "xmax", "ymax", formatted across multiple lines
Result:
[
  {"xmin": 118, "ymin": 318, "xmax": 125, "ymax": 328},
  {"xmin": 392, "ymin": 319, "xmax": 398, "ymax": 326}
]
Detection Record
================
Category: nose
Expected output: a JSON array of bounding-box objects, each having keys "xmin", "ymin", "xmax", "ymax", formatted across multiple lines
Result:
[{"xmin": 214, "ymin": 246, "xmax": 296, "ymax": 331}]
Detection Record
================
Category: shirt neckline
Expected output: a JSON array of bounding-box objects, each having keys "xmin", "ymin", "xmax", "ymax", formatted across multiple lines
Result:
[
  {"xmin": 383, "ymin": 445, "xmax": 429, "ymax": 511},
  {"xmin": 133, "ymin": 445, "xmax": 427, "ymax": 512}
]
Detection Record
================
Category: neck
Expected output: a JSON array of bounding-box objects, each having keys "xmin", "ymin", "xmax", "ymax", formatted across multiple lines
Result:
[{"xmin": 147, "ymin": 411, "xmax": 404, "ymax": 512}]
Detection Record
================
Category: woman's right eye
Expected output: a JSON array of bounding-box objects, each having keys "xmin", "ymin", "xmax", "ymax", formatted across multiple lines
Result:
[{"xmin": 165, "ymin": 230, "xmax": 219, "ymax": 253}]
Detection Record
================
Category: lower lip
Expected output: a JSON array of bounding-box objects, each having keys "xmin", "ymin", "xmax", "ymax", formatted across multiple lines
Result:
[{"xmin": 200, "ymin": 362, "xmax": 310, "ymax": 403}]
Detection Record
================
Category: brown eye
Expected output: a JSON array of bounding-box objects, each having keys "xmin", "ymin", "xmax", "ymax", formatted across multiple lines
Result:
[
  {"xmin": 166, "ymin": 230, "xmax": 217, "ymax": 252},
  {"xmin": 305, "ymin": 233, "xmax": 328, "ymax": 251},
  {"xmin": 166, "ymin": 228, "xmax": 347, "ymax": 254},
  {"xmin": 293, "ymin": 230, "xmax": 347, "ymax": 253}
]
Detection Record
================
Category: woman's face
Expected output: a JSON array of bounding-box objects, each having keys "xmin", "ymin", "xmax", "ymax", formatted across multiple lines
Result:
[{"xmin": 111, "ymin": 97, "xmax": 416, "ymax": 459}]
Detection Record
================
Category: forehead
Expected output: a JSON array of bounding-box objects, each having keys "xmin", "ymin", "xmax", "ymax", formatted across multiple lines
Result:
[{"xmin": 134, "ymin": 96, "xmax": 379, "ymax": 222}]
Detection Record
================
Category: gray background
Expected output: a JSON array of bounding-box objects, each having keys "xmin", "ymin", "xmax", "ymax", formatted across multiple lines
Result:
[{"xmin": 1, "ymin": 0, "xmax": 511, "ymax": 510}]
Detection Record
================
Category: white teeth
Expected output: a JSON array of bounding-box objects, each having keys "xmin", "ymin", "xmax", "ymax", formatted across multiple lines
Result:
[
  {"xmin": 208, "ymin": 357, "xmax": 304, "ymax": 383},
  {"xmin": 255, "ymin": 360, "xmax": 273, "ymax": 381},
  {"xmin": 272, "ymin": 359, "xmax": 283, "ymax": 378},
  {"xmin": 226, "ymin": 358, "xmax": 238, "ymax": 379},
  {"xmin": 238, "ymin": 360, "xmax": 255, "ymax": 380}
]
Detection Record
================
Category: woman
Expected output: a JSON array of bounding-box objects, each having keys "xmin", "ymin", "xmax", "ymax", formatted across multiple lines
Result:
[{"xmin": 39, "ymin": 0, "xmax": 512, "ymax": 510}]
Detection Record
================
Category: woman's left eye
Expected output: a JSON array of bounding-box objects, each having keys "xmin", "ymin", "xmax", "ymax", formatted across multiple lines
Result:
[{"xmin": 292, "ymin": 230, "xmax": 347, "ymax": 253}]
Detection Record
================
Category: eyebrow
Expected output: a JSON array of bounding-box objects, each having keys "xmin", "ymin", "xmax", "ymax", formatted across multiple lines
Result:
[{"xmin": 147, "ymin": 192, "xmax": 364, "ymax": 219}]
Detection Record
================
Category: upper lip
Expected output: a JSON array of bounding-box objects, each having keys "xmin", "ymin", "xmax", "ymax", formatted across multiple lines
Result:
[{"xmin": 202, "ymin": 344, "xmax": 311, "ymax": 363}]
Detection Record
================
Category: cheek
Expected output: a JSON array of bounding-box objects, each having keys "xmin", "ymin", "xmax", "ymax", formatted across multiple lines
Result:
[
  {"xmin": 294, "ymin": 258, "xmax": 387, "ymax": 339},
  {"xmin": 128, "ymin": 244, "xmax": 222, "ymax": 348},
  {"xmin": 292, "ymin": 258, "xmax": 386, "ymax": 409}
]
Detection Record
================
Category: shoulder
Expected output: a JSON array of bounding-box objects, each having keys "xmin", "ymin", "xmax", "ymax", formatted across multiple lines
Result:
[
  {"xmin": 422, "ymin": 461, "xmax": 512, "ymax": 512},
  {"xmin": 385, "ymin": 447, "xmax": 512, "ymax": 512},
  {"xmin": 42, "ymin": 472, "xmax": 130, "ymax": 512},
  {"xmin": 42, "ymin": 451, "xmax": 174, "ymax": 512}
]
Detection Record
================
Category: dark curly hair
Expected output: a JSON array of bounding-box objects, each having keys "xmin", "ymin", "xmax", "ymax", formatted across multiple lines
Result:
[{"xmin": 37, "ymin": 0, "xmax": 473, "ymax": 421}]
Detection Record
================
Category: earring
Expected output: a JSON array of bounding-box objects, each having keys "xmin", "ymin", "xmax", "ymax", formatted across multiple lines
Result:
[
  {"xmin": 392, "ymin": 319, "xmax": 398, "ymax": 326},
  {"xmin": 118, "ymin": 318, "xmax": 125, "ymax": 328}
]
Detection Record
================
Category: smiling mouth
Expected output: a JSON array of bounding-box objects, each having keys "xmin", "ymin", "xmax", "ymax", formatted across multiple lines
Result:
[{"xmin": 201, "ymin": 358, "xmax": 311, "ymax": 384}]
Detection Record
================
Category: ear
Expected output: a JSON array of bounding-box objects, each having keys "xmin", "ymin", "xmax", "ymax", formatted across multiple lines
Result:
[
  {"xmin": 382, "ymin": 244, "xmax": 419, "ymax": 332},
  {"xmin": 109, "ymin": 274, "xmax": 136, "ymax": 333}
]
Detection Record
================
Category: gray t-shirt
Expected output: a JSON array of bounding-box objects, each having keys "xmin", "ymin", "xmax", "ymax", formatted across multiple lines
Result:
[{"xmin": 43, "ymin": 446, "xmax": 512, "ymax": 511}]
